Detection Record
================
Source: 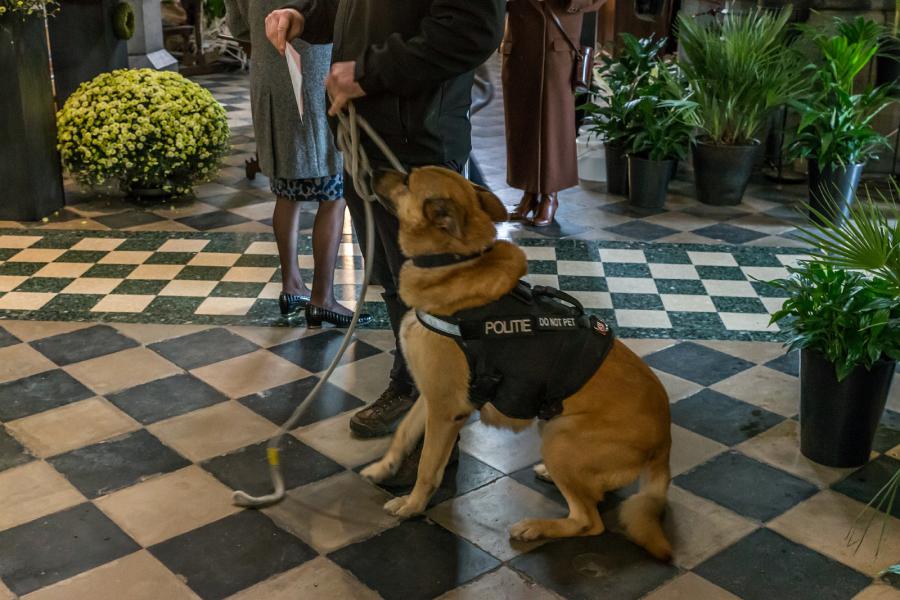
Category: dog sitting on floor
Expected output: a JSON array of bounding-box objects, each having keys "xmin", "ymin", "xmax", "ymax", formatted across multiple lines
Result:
[{"xmin": 359, "ymin": 166, "xmax": 673, "ymax": 561}]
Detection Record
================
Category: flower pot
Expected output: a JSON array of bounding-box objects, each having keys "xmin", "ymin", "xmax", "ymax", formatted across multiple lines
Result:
[
  {"xmin": 800, "ymin": 349, "xmax": 895, "ymax": 468},
  {"xmin": 576, "ymin": 132, "xmax": 606, "ymax": 185},
  {"xmin": 627, "ymin": 155, "xmax": 674, "ymax": 209},
  {"xmin": 692, "ymin": 140, "xmax": 761, "ymax": 206},
  {"xmin": 47, "ymin": 0, "xmax": 129, "ymax": 103},
  {"xmin": 605, "ymin": 142, "xmax": 628, "ymax": 196},
  {"xmin": 0, "ymin": 15, "xmax": 66, "ymax": 221},
  {"xmin": 807, "ymin": 160, "xmax": 864, "ymax": 226}
]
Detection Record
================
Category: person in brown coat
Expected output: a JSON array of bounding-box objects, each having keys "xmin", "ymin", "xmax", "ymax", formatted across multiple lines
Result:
[{"xmin": 502, "ymin": 0, "xmax": 602, "ymax": 226}]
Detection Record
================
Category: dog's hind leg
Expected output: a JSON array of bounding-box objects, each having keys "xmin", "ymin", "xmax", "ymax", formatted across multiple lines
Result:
[
  {"xmin": 383, "ymin": 399, "xmax": 466, "ymax": 518},
  {"xmin": 360, "ymin": 397, "xmax": 426, "ymax": 483}
]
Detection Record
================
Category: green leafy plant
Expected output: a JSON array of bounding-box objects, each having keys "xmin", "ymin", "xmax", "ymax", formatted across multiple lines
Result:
[
  {"xmin": 581, "ymin": 34, "xmax": 667, "ymax": 148},
  {"xmin": 0, "ymin": 0, "xmax": 57, "ymax": 18},
  {"xmin": 676, "ymin": 6, "xmax": 808, "ymax": 145},
  {"xmin": 789, "ymin": 17, "xmax": 897, "ymax": 168},
  {"xmin": 769, "ymin": 261, "xmax": 900, "ymax": 382},
  {"xmin": 57, "ymin": 69, "xmax": 230, "ymax": 195},
  {"xmin": 625, "ymin": 63, "xmax": 697, "ymax": 161}
]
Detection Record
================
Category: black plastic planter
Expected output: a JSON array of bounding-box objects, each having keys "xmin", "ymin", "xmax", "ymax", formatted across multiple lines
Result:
[
  {"xmin": 605, "ymin": 142, "xmax": 629, "ymax": 196},
  {"xmin": 808, "ymin": 160, "xmax": 864, "ymax": 226},
  {"xmin": 628, "ymin": 156, "xmax": 675, "ymax": 209},
  {"xmin": 692, "ymin": 140, "xmax": 761, "ymax": 206},
  {"xmin": 0, "ymin": 15, "xmax": 66, "ymax": 221},
  {"xmin": 800, "ymin": 350, "xmax": 895, "ymax": 468}
]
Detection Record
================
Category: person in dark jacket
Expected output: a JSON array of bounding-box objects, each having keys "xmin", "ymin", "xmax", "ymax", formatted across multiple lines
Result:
[{"xmin": 266, "ymin": 1, "xmax": 505, "ymax": 441}]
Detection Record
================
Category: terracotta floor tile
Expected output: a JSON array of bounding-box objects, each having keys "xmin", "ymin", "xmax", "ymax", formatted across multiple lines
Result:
[
  {"xmin": 0, "ymin": 235, "xmax": 41, "ymax": 249},
  {"xmin": 20, "ymin": 550, "xmax": 200, "ymax": 600},
  {"xmin": 126, "ymin": 264, "xmax": 184, "ymax": 280},
  {"xmin": 90, "ymin": 294, "xmax": 155, "ymax": 313},
  {"xmin": 98, "ymin": 251, "xmax": 153, "ymax": 265},
  {"xmin": 0, "ymin": 344, "xmax": 56, "ymax": 383},
  {"xmin": 8, "ymin": 248, "xmax": 66, "ymax": 263},
  {"xmin": 0, "ymin": 276, "xmax": 27, "ymax": 292},
  {"xmin": 64, "ymin": 347, "xmax": 181, "ymax": 396},
  {"xmin": 94, "ymin": 466, "xmax": 241, "ymax": 547},
  {"xmin": 226, "ymin": 557, "xmax": 379, "ymax": 600},
  {"xmin": 147, "ymin": 401, "xmax": 278, "ymax": 462},
  {"xmin": 158, "ymin": 280, "xmax": 217, "ymax": 297},
  {"xmin": 221, "ymin": 267, "xmax": 276, "ymax": 283},
  {"xmin": 33, "ymin": 263, "xmax": 93, "ymax": 278},
  {"xmin": 0, "ymin": 320, "xmax": 90, "ymax": 342},
  {"xmin": 852, "ymin": 583, "xmax": 900, "ymax": 600},
  {"xmin": 190, "ymin": 349, "xmax": 311, "ymax": 398},
  {"xmin": 0, "ymin": 461, "xmax": 85, "ymax": 530},
  {"xmin": 61, "ymin": 278, "xmax": 123, "ymax": 295},
  {"xmin": 6, "ymin": 398, "xmax": 140, "ymax": 458},
  {"xmin": 194, "ymin": 297, "xmax": 255, "ymax": 316},
  {"xmin": 0, "ymin": 292, "xmax": 56, "ymax": 311},
  {"xmin": 769, "ymin": 490, "xmax": 900, "ymax": 574},
  {"xmin": 70, "ymin": 238, "xmax": 126, "ymax": 252}
]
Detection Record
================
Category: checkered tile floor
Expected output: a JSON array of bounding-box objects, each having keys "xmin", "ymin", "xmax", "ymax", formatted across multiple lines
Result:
[
  {"xmin": 0, "ymin": 229, "xmax": 806, "ymax": 340},
  {"xmin": 0, "ymin": 321, "xmax": 898, "ymax": 600}
]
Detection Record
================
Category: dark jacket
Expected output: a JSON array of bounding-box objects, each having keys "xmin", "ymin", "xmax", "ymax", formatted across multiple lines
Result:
[
  {"xmin": 417, "ymin": 282, "xmax": 615, "ymax": 420},
  {"xmin": 285, "ymin": 0, "xmax": 505, "ymax": 166}
]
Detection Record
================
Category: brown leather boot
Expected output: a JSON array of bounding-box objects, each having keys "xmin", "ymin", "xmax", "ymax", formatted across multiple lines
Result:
[
  {"xmin": 531, "ymin": 193, "xmax": 558, "ymax": 227},
  {"xmin": 509, "ymin": 192, "xmax": 538, "ymax": 221}
]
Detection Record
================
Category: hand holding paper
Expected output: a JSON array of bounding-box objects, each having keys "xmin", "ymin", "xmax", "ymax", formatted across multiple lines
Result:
[{"xmin": 285, "ymin": 44, "xmax": 304, "ymax": 120}]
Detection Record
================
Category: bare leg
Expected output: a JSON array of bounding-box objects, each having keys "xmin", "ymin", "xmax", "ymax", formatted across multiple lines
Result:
[
  {"xmin": 272, "ymin": 195, "xmax": 310, "ymax": 296},
  {"xmin": 310, "ymin": 198, "xmax": 352, "ymax": 316}
]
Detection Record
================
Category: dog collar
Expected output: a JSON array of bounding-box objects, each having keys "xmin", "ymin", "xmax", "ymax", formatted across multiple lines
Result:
[{"xmin": 410, "ymin": 245, "xmax": 493, "ymax": 269}]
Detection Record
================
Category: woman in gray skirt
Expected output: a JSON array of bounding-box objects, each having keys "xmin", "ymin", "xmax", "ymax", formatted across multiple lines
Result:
[{"xmin": 226, "ymin": 0, "xmax": 371, "ymax": 327}]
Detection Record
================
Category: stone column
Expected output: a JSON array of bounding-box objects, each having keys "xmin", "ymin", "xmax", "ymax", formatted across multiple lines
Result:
[{"xmin": 127, "ymin": 0, "xmax": 178, "ymax": 70}]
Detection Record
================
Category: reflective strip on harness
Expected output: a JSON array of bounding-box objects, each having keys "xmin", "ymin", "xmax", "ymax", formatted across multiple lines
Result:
[{"xmin": 416, "ymin": 310, "xmax": 461, "ymax": 337}]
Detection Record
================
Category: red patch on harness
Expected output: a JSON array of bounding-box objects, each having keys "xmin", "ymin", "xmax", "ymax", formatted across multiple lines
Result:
[{"xmin": 593, "ymin": 319, "xmax": 609, "ymax": 335}]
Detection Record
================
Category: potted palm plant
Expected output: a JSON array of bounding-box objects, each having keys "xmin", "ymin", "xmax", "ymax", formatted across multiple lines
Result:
[
  {"xmin": 769, "ymin": 187, "xmax": 900, "ymax": 468},
  {"xmin": 0, "ymin": 0, "xmax": 66, "ymax": 221},
  {"xmin": 626, "ymin": 64, "xmax": 696, "ymax": 208},
  {"xmin": 790, "ymin": 17, "xmax": 896, "ymax": 225},
  {"xmin": 677, "ymin": 6, "xmax": 807, "ymax": 205},
  {"xmin": 584, "ymin": 34, "xmax": 667, "ymax": 196}
]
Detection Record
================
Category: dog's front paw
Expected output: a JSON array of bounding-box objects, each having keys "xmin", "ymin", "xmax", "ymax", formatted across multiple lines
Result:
[
  {"xmin": 384, "ymin": 495, "xmax": 423, "ymax": 519},
  {"xmin": 360, "ymin": 459, "xmax": 396, "ymax": 483},
  {"xmin": 509, "ymin": 519, "xmax": 546, "ymax": 542}
]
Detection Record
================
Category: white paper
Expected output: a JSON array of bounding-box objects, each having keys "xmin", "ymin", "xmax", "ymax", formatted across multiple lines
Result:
[{"xmin": 285, "ymin": 44, "xmax": 304, "ymax": 121}]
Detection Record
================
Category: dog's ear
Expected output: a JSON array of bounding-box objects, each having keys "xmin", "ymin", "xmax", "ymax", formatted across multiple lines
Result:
[
  {"xmin": 472, "ymin": 184, "xmax": 508, "ymax": 223},
  {"xmin": 423, "ymin": 197, "xmax": 464, "ymax": 240},
  {"xmin": 373, "ymin": 169, "xmax": 408, "ymax": 199}
]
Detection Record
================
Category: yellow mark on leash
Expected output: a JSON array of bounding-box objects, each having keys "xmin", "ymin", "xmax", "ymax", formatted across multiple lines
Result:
[{"xmin": 267, "ymin": 448, "xmax": 280, "ymax": 466}]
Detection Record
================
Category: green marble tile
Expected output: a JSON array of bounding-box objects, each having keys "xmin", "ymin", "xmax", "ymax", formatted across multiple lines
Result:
[
  {"xmin": 668, "ymin": 311, "xmax": 728, "ymax": 337},
  {"xmin": 610, "ymin": 292, "xmax": 664, "ymax": 310},
  {"xmin": 644, "ymin": 247, "xmax": 691, "ymax": 264},
  {"xmin": 695, "ymin": 265, "xmax": 746, "ymax": 280},
  {"xmin": 558, "ymin": 275, "xmax": 608, "ymax": 292},
  {"xmin": 112, "ymin": 279, "xmax": 168, "ymax": 295},
  {"xmin": 235, "ymin": 254, "xmax": 280, "ymax": 268},
  {"xmin": 0, "ymin": 249, "xmax": 18, "ymax": 261},
  {"xmin": 176, "ymin": 266, "xmax": 230, "ymax": 281},
  {"xmin": 204, "ymin": 236, "xmax": 252, "ymax": 253},
  {"xmin": 0, "ymin": 262, "xmax": 44, "ymax": 276},
  {"xmin": 56, "ymin": 250, "xmax": 108, "ymax": 263},
  {"xmin": 711, "ymin": 296, "xmax": 769, "ymax": 314},
  {"xmin": 143, "ymin": 295, "xmax": 205, "ymax": 318},
  {"xmin": 210, "ymin": 282, "xmax": 265, "ymax": 298},
  {"xmin": 83, "ymin": 264, "xmax": 137, "ymax": 278},
  {"xmin": 145, "ymin": 252, "xmax": 196, "ymax": 265},
  {"xmin": 602, "ymin": 262, "xmax": 652, "ymax": 278},
  {"xmin": 118, "ymin": 237, "xmax": 164, "ymax": 251},
  {"xmin": 15, "ymin": 277, "xmax": 73, "ymax": 293},
  {"xmin": 585, "ymin": 308, "xmax": 616, "ymax": 325},
  {"xmin": 733, "ymin": 250, "xmax": 783, "ymax": 267},
  {"xmin": 245, "ymin": 298, "xmax": 284, "ymax": 324},
  {"xmin": 654, "ymin": 278, "xmax": 707, "ymax": 295},
  {"xmin": 39, "ymin": 294, "xmax": 103, "ymax": 316},
  {"xmin": 554, "ymin": 241, "xmax": 595, "ymax": 261},
  {"xmin": 527, "ymin": 260, "xmax": 557, "ymax": 274},
  {"xmin": 751, "ymin": 280, "xmax": 788, "ymax": 298},
  {"xmin": 30, "ymin": 234, "xmax": 80, "ymax": 249}
]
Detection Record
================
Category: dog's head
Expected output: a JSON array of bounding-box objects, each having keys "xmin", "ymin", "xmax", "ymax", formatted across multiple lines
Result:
[{"xmin": 374, "ymin": 166, "xmax": 507, "ymax": 258}]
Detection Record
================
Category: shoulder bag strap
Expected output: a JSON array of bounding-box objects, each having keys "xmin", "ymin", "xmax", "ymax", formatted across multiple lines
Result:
[{"xmin": 527, "ymin": 0, "xmax": 580, "ymax": 54}]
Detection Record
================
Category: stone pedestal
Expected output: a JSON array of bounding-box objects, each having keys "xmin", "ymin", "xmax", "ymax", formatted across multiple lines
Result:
[{"xmin": 127, "ymin": 0, "xmax": 177, "ymax": 70}]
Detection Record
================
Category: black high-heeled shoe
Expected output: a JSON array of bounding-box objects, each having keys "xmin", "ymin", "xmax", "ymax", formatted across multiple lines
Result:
[
  {"xmin": 305, "ymin": 303, "xmax": 374, "ymax": 328},
  {"xmin": 279, "ymin": 292, "xmax": 310, "ymax": 317}
]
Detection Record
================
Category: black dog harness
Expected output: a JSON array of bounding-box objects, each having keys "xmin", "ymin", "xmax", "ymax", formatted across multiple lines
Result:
[{"xmin": 416, "ymin": 281, "xmax": 615, "ymax": 420}]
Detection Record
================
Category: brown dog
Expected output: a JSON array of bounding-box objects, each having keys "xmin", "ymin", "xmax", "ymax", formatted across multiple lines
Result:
[{"xmin": 360, "ymin": 166, "xmax": 673, "ymax": 560}]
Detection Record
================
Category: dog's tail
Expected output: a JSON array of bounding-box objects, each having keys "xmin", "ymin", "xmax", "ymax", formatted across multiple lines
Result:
[{"xmin": 618, "ymin": 449, "xmax": 672, "ymax": 561}]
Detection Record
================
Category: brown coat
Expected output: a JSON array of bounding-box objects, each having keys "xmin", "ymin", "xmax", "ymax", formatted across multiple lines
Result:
[{"xmin": 502, "ymin": 0, "xmax": 602, "ymax": 194}]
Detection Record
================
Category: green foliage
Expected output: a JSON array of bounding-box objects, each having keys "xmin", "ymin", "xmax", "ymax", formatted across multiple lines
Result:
[
  {"xmin": 625, "ymin": 64, "xmax": 697, "ymax": 161},
  {"xmin": 204, "ymin": 0, "xmax": 226, "ymax": 20},
  {"xmin": 581, "ymin": 34, "xmax": 667, "ymax": 148},
  {"xmin": 57, "ymin": 69, "xmax": 230, "ymax": 195},
  {"xmin": 0, "ymin": 0, "xmax": 56, "ymax": 18},
  {"xmin": 789, "ymin": 17, "xmax": 897, "ymax": 168},
  {"xmin": 768, "ymin": 261, "xmax": 900, "ymax": 382},
  {"xmin": 676, "ymin": 6, "xmax": 808, "ymax": 145}
]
